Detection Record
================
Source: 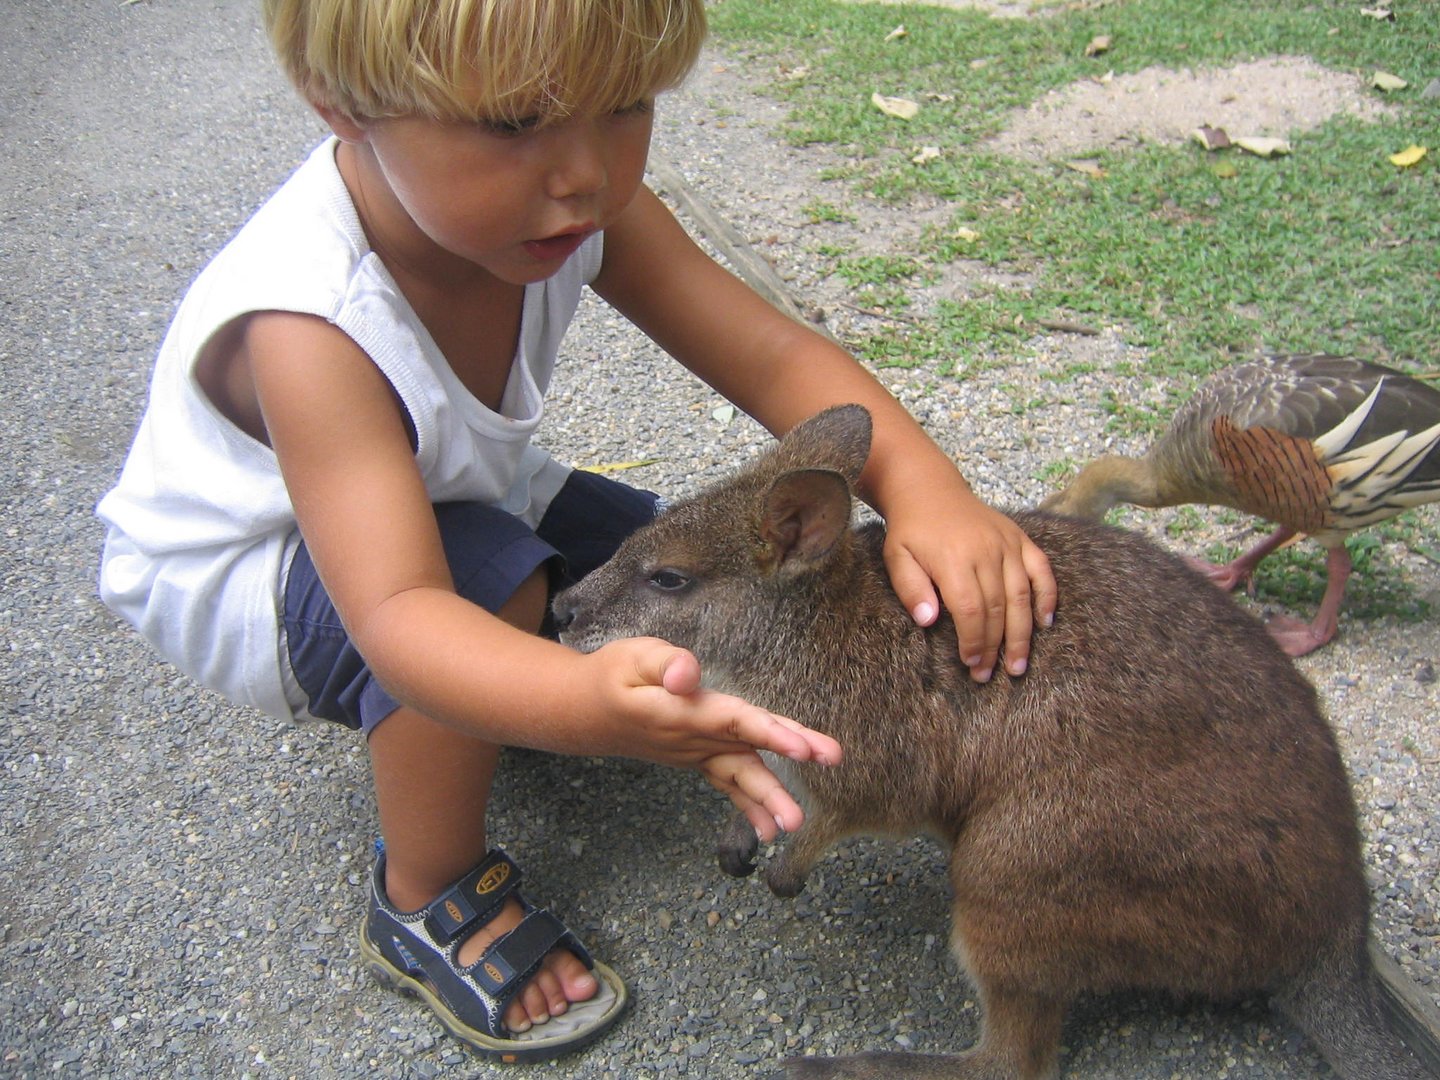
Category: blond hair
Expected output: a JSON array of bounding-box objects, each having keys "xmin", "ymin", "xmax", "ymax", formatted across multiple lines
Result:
[{"xmin": 263, "ymin": 0, "xmax": 706, "ymax": 124}]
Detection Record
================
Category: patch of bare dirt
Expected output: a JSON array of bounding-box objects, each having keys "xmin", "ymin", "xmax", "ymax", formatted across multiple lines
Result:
[
  {"xmin": 845, "ymin": 0, "xmax": 1077, "ymax": 18},
  {"xmin": 989, "ymin": 56, "xmax": 1396, "ymax": 160}
]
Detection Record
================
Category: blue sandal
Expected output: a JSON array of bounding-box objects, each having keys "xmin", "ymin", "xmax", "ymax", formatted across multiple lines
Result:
[{"xmin": 358, "ymin": 848, "xmax": 628, "ymax": 1063}]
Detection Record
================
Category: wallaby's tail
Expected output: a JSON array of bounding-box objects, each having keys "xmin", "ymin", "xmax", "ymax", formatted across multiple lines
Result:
[{"xmin": 1273, "ymin": 939, "xmax": 1436, "ymax": 1079}]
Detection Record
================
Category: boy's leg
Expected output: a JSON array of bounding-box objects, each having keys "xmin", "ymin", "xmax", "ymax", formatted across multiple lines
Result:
[
  {"xmin": 285, "ymin": 483, "xmax": 658, "ymax": 1045},
  {"xmin": 366, "ymin": 567, "xmax": 596, "ymax": 1033}
]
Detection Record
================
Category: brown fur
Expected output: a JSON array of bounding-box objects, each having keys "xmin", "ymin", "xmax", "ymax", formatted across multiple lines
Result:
[{"xmin": 554, "ymin": 405, "xmax": 1432, "ymax": 1079}]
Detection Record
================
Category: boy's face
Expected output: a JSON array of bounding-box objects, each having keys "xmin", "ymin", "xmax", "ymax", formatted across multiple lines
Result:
[{"xmin": 334, "ymin": 101, "xmax": 655, "ymax": 286}]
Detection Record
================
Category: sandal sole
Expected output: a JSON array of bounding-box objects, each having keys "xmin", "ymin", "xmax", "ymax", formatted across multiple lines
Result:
[{"xmin": 358, "ymin": 921, "xmax": 629, "ymax": 1063}]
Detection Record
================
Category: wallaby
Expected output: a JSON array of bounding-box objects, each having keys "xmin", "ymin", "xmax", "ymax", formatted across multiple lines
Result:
[{"xmin": 553, "ymin": 405, "xmax": 1432, "ymax": 1080}]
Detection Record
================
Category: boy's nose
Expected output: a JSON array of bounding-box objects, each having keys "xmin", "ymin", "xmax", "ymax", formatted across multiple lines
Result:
[{"xmin": 546, "ymin": 124, "xmax": 607, "ymax": 200}]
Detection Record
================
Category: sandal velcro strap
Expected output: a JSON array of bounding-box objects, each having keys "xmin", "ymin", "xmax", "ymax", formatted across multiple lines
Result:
[
  {"xmin": 472, "ymin": 907, "xmax": 593, "ymax": 1000},
  {"xmin": 423, "ymin": 848, "xmax": 520, "ymax": 945}
]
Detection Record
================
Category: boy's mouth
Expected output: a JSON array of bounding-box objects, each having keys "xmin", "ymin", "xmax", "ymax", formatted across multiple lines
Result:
[{"xmin": 523, "ymin": 228, "xmax": 593, "ymax": 263}]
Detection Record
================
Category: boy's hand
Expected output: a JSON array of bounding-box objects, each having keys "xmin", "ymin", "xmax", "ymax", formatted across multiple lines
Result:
[
  {"xmin": 579, "ymin": 639, "xmax": 841, "ymax": 841},
  {"xmin": 883, "ymin": 496, "xmax": 1056, "ymax": 683}
]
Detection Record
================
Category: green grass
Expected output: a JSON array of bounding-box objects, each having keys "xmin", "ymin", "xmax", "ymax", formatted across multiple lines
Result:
[
  {"xmin": 708, "ymin": 0, "xmax": 1439, "ymax": 381},
  {"xmin": 706, "ymin": 0, "xmax": 1440, "ymax": 624}
]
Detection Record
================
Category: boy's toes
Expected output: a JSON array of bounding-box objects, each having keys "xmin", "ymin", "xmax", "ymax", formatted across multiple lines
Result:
[
  {"xmin": 505, "ymin": 948, "xmax": 598, "ymax": 1032},
  {"xmin": 552, "ymin": 946, "xmax": 598, "ymax": 1002},
  {"xmin": 509, "ymin": 969, "xmax": 560, "ymax": 1031}
]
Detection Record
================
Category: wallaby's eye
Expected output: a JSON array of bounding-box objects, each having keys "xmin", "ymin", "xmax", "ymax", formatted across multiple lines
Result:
[{"xmin": 647, "ymin": 569, "xmax": 692, "ymax": 593}]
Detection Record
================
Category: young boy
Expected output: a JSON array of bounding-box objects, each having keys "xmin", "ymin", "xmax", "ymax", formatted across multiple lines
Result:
[{"xmin": 96, "ymin": 0, "xmax": 1056, "ymax": 1062}]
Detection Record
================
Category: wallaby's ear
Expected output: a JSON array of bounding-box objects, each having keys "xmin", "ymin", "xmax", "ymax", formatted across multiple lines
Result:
[
  {"xmin": 756, "ymin": 468, "xmax": 851, "ymax": 574},
  {"xmin": 778, "ymin": 405, "xmax": 872, "ymax": 486}
]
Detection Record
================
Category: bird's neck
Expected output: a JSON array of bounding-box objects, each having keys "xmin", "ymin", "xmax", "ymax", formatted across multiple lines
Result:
[{"xmin": 1047, "ymin": 456, "xmax": 1167, "ymax": 518}]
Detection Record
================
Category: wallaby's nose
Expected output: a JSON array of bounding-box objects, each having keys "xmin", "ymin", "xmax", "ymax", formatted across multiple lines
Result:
[{"xmin": 549, "ymin": 594, "xmax": 578, "ymax": 634}]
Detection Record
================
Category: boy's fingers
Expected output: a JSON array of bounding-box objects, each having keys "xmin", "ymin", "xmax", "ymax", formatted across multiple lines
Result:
[
  {"xmin": 655, "ymin": 644, "xmax": 701, "ymax": 695},
  {"xmin": 883, "ymin": 546, "xmax": 941, "ymax": 628},
  {"xmin": 769, "ymin": 712, "xmax": 843, "ymax": 766},
  {"xmin": 704, "ymin": 751, "xmax": 805, "ymax": 838},
  {"xmin": 731, "ymin": 704, "xmax": 842, "ymax": 766},
  {"xmin": 1000, "ymin": 559, "xmax": 1036, "ymax": 677},
  {"xmin": 645, "ymin": 643, "xmax": 843, "ymax": 765},
  {"xmin": 944, "ymin": 570, "xmax": 1000, "ymax": 683},
  {"xmin": 1026, "ymin": 543, "xmax": 1058, "ymax": 627}
]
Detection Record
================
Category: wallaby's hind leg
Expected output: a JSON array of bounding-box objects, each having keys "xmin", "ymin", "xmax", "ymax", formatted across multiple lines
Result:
[{"xmin": 775, "ymin": 985, "xmax": 1067, "ymax": 1079}]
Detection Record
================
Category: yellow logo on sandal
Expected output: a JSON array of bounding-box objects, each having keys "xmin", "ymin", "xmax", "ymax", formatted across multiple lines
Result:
[
  {"xmin": 484, "ymin": 962, "xmax": 504, "ymax": 983},
  {"xmin": 445, "ymin": 900, "xmax": 463, "ymax": 922},
  {"xmin": 476, "ymin": 863, "xmax": 510, "ymax": 894}
]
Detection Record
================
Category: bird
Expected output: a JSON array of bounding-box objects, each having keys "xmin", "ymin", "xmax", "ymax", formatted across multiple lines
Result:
[{"xmin": 1042, "ymin": 353, "xmax": 1440, "ymax": 656}]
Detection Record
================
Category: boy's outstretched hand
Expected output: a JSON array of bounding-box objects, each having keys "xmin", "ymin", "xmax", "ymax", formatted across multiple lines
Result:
[
  {"xmin": 883, "ymin": 491, "xmax": 1057, "ymax": 684},
  {"xmin": 577, "ymin": 638, "xmax": 841, "ymax": 842}
]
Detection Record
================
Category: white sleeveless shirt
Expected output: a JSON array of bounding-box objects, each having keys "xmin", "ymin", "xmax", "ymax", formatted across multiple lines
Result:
[{"xmin": 97, "ymin": 138, "xmax": 601, "ymax": 720}]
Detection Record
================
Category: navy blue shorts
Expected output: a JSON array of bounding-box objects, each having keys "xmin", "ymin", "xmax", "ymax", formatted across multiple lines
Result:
[{"xmin": 282, "ymin": 469, "xmax": 660, "ymax": 735}]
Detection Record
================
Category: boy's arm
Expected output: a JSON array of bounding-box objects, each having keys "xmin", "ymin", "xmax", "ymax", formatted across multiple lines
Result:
[
  {"xmin": 594, "ymin": 186, "xmax": 1057, "ymax": 680},
  {"xmin": 239, "ymin": 310, "xmax": 837, "ymax": 839}
]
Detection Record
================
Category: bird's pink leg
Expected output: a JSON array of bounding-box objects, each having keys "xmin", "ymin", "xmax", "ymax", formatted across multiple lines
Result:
[
  {"xmin": 1264, "ymin": 545, "xmax": 1351, "ymax": 657},
  {"xmin": 1185, "ymin": 526, "xmax": 1297, "ymax": 593}
]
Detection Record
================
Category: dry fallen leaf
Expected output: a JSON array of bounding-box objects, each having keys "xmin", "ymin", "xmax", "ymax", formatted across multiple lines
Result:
[
  {"xmin": 1234, "ymin": 136, "xmax": 1292, "ymax": 158},
  {"xmin": 884, "ymin": 24, "xmax": 908, "ymax": 41},
  {"xmin": 1065, "ymin": 158, "xmax": 1106, "ymax": 178},
  {"xmin": 1191, "ymin": 125, "xmax": 1232, "ymax": 151},
  {"xmin": 952, "ymin": 227, "xmax": 981, "ymax": 244},
  {"xmin": 580, "ymin": 458, "xmax": 661, "ymax": 475},
  {"xmin": 1211, "ymin": 160, "xmax": 1239, "ymax": 179},
  {"xmin": 1359, "ymin": 6, "xmax": 1395, "ymax": 20},
  {"xmin": 1389, "ymin": 145, "xmax": 1428, "ymax": 168},
  {"xmin": 1372, "ymin": 71, "xmax": 1408, "ymax": 92},
  {"xmin": 911, "ymin": 146, "xmax": 941, "ymax": 166},
  {"xmin": 871, "ymin": 92, "xmax": 920, "ymax": 120},
  {"xmin": 1085, "ymin": 34, "xmax": 1111, "ymax": 57}
]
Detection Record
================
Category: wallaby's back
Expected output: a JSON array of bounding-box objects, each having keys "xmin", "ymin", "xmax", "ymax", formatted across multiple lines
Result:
[{"xmin": 554, "ymin": 405, "xmax": 1429, "ymax": 1079}]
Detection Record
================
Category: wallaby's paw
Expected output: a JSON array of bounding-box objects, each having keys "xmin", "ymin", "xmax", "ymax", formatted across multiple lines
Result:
[
  {"xmin": 780, "ymin": 1052, "xmax": 898, "ymax": 1078},
  {"xmin": 781, "ymin": 1057, "xmax": 844, "ymax": 1078},
  {"xmin": 717, "ymin": 817, "xmax": 760, "ymax": 877},
  {"xmin": 765, "ymin": 864, "xmax": 808, "ymax": 898},
  {"xmin": 718, "ymin": 844, "xmax": 757, "ymax": 877},
  {"xmin": 783, "ymin": 1051, "xmax": 997, "ymax": 1078}
]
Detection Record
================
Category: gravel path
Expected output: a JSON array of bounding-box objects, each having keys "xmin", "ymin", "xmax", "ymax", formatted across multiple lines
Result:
[{"xmin": 4, "ymin": 3, "xmax": 1437, "ymax": 1078}]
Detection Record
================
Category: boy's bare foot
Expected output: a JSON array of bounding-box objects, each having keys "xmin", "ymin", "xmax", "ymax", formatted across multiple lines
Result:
[
  {"xmin": 361, "ymin": 850, "xmax": 628, "ymax": 1062},
  {"xmin": 455, "ymin": 895, "xmax": 599, "ymax": 1032},
  {"xmin": 385, "ymin": 866, "xmax": 599, "ymax": 1034}
]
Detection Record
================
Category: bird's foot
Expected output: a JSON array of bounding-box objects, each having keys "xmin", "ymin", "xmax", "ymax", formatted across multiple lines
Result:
[
  {"xmin": 1183, "ymin": 556, "xmax": 1250, "ymax": 593},
  {"xmin": 1263, "ymin": 612, "xmax": 1335, "ymax": 657}
]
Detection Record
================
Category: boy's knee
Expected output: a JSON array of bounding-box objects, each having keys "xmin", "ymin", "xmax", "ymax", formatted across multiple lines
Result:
[{"xmin": 498, "ymin": 567, "xmax": 549, "ymax": 634}]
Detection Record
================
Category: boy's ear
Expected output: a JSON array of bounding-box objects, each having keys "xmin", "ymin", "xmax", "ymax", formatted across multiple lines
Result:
[
  {"xmin": 311, "ymin": 102, "xmax": 368, "ymax": 143},
  {"xmin": 756, "ymin": 469, "xmax": 851, "ymax": 575}
]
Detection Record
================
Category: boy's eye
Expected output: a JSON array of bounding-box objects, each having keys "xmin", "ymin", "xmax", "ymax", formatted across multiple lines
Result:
[
  {"xmin": 614, "ymin": 99, "xmax": 653, "ymax": 119},
  {"xmin": 479, "ymin": 114, "xmax": 540, "ymax": 137}
]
